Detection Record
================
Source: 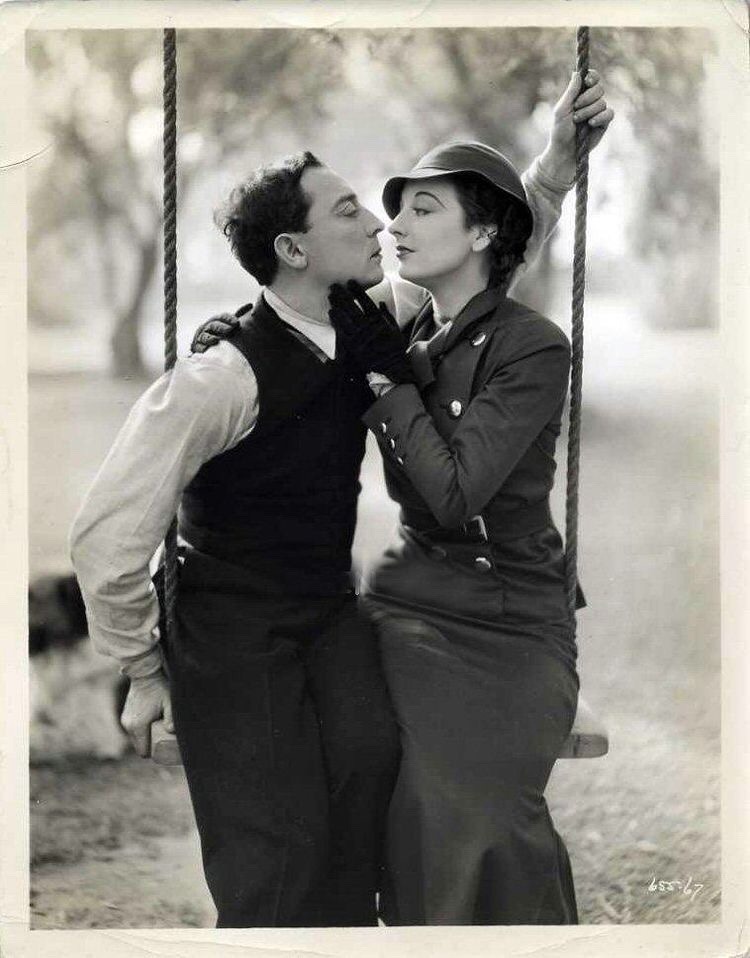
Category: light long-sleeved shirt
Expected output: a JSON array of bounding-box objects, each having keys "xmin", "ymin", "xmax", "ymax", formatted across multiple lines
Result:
[{"xmin": 70, "ymin": 156, "xmax": 573, "ymax": 679}]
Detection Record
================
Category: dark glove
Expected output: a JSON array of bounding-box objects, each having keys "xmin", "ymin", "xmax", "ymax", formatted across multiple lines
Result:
[
  {"xmin": 190, "ymin": 313, "xmax": 239, "ymax": 354},
  {"xmin": 328, "ymin": 281, "xmax": 415, "ymax": 385}
]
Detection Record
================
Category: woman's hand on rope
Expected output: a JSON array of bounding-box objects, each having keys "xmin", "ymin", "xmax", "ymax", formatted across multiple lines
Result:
[
  {"xmin": 190, "ymin": 313, "xmax": 239, "ymax": 354},
  {"xmin": 541, "ymin": 68, "xmax": 614, "ymax": 183},
  {"xmin": 328, "ymin": 280, "xmax": 415, "ymax": 385}
]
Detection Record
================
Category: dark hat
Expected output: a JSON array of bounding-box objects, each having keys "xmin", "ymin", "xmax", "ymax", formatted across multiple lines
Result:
[{"xmin": 382, "ymin": 140, "xmax": 533, "ymax": 234}]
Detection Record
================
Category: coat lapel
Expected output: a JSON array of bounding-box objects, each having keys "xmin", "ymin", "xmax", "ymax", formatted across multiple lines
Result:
[
  {"xmin": 406, "ymin": 299, "xmax": 441, "ymax": 388},
  {"xmin": 406, "ymin": 286, "xmax": 508, "ymax": 388},
  {"xmin": 438, "ymin": 286, "xmax": 508, "ymax": 356}
]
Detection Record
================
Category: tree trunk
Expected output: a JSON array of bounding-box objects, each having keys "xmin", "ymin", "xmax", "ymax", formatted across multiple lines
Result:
[{"xmin": 109, "ymin": 233, "xmax": 159, "ymax": 379}]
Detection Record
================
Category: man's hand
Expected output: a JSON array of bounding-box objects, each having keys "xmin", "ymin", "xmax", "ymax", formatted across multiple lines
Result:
[
  {"xmin": 328, "ymin": 281, "xmax": 415, "ymax": 385},
  {"xmin": 120, "ymin": 670, "xmax": 174, "ymax": 758},
  {"xmin": 190, "ymin": 313, "xmax": 239, "ymax": 354},
  {"xmin": 540, "ymin": 68, "xmax": 614, "ymax": 183}
]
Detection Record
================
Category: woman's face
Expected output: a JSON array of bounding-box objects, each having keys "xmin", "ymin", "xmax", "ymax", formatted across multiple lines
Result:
[{"xmin": 388, "ymin": 176, "xmax": 483, "ymax": 287}]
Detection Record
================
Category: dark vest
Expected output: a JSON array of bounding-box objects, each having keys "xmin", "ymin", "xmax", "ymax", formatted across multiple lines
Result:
[{"xmin": 179, "ymin": 295, "xmax": 373, "ymax": 595}]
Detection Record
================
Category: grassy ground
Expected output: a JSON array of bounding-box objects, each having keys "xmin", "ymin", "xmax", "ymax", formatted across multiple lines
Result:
[{"xmin": 29, "ymin": 293, "xmax": 721, "ymax": 927}]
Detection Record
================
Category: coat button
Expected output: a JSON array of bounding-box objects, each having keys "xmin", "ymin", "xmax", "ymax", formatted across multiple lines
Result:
[
  {"xmin": 474, "ymin": 556, "xmax": 492, "ymax": 573},
  {"xmin": 396, "ymin": 455, "xmax": 405, "ymax": 466},
  {"xmin": 389, "ymin": 437, "xmax": 396, "ymax": 450},
  {"xmin": 380, "ymin": 422, "xmax": 388, "ymax": 434},
  {"xmin": 471, "ymin": 332, "xmax": 486, "ymax": 347},
  {"xmin": 448, "ymin": 400, "xmax": 463, "ymax": 418}
]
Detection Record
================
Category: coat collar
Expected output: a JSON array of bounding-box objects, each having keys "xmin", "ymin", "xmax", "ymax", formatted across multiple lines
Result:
[
  {"xmin": 407, "ymin": 286, "xmax": 509, "ymax": 387},
  {"xmin": 446, "ymin": 285, "xmax": 509, "ymax": 348}
]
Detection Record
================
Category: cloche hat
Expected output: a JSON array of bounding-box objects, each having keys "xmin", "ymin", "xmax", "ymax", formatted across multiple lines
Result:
[{"xmin": 382, "ymin": 140, "xmax": 534, "ymax": 237}]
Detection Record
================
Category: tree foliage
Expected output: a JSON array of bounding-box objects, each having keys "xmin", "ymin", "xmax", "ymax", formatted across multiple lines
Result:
[
  {"xmin": 27, "ymin": 27, "xmax": 718, "ymax": 376},
  {"xmin": 28, "ymin": 29, "xmax": 346, "ymax": 376},
  {"xmin": 366, "ymin": 27, "xmax": 717, "ymax": 250}
]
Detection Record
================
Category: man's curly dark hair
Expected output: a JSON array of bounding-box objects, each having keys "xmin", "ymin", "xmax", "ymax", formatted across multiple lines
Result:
[
  {"xmin": 214, "ymin": 151, "xmax": 322, "ymax": 286},
  {"xmin": 450, "ymin": 172, "xmax": 534, "ymax": 292}
]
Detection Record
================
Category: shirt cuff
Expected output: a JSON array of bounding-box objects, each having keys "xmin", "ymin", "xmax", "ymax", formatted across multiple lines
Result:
[
  {"xmin": 366, "ymin": 372, "xmax": 397, "ymax": 398},
  {"xmin": 118, "ymin": 643, "xmax": 165, "ymax": 680},
  {"xmin": 527, "ymin": 154, "xmax": 575, "ymax": 194},
  {"xmin": 362, "ymin": 383, "xmax": 423, "ymax": 466}
]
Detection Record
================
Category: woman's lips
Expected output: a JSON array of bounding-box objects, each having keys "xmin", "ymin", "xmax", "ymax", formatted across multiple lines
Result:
[{"xmin": 395, "ymin": 246, "xmax": 414, "ymax": 258}]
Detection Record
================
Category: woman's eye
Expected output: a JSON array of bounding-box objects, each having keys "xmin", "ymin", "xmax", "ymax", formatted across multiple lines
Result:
[
  {"xmin": 413, "ymin": 207, "xmax": 430, "ymax": 216},
  {"xmin": 341, "ymin": 204, "xmax": 359, "ymax": 217}
]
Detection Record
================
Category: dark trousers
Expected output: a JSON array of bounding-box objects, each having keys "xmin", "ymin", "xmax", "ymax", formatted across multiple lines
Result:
[{"xmin": 163, "ymin": 554, "xmax": 401, "ymax": 927}]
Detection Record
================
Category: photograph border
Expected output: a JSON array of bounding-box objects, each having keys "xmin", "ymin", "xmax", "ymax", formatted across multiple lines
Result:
[{"xmin": 2, "ymin": 1, "xmax": 748, "ymax": 955}]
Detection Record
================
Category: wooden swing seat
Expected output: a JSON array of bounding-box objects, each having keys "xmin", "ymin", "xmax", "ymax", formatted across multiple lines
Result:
[
  {"xmin": 150, "ymin": 27, "xmax": 609, "ymax": 770},
  {"xmin": 150, "ymin": 694, "xmax": 609, "ymax": 766},
  {"xmin": 151, "ymin": 719, "xmax": 180, "ymax": 766},
  {"xmin": 559, "ymin": 695, "xmax": 609, "ymax": 758}
]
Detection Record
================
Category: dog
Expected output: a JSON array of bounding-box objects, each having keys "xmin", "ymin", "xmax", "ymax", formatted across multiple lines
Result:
[{"xmin": 29, "ymin": 572, "xmax": 130, "ymax": 761}]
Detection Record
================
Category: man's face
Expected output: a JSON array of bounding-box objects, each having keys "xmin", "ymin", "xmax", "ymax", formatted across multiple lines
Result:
[{"xmin": 296, "ymin": 166, "xmax": 385, "ymax": 288}]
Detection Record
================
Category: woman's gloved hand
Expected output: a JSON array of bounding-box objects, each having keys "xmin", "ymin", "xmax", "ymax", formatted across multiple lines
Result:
[
  {"xmin": 190, "ymin": 313, "xmax": 239, "ymax": 354},
  {"xmin": 328, "ymin": 280, "xmax": 415, "ymax": 384}
]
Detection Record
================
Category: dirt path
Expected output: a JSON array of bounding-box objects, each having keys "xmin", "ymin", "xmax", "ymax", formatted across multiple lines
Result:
[
  {"xmin": 32, "ymin": 831, "xmax": 215, "ymax": 929},
  {"xmin": 30, "ymin": 755, "xmax": 216, "ymax": 929}
]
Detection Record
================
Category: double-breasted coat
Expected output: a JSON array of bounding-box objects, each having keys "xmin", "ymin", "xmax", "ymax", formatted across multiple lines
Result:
[{"xmin": 362, "ymin": 285, "xmax": 581, "ymax": 925}]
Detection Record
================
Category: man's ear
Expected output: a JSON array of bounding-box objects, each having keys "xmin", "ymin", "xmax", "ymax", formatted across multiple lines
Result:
[
  {"xmin": 471, "ymin": 224, "xmax": 498, "ymax": 252},
  {"xmin": 274, "ymin": 233, "xmax": 308, "ymax": 271}
]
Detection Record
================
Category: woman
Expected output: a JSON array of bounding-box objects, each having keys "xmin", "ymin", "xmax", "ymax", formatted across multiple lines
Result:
[{"xmin": 327, "ymin": 140, "xmax": 585, "ymax": 925}]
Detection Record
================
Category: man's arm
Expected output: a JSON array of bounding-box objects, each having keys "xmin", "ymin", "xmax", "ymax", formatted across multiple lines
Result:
[{"xmin": 69, "ymin": 344, "xmax": 256, "ymax": 753}]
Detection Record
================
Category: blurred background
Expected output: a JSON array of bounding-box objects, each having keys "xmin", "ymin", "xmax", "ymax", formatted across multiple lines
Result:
[{"xmin": 27, "ymin": 27, "xmax": 720, "ymax": 928}]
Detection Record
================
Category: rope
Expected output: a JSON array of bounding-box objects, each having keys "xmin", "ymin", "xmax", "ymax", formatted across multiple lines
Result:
[
  {"xmin": 564, "ymin": 26, "xmax": 590, "ymax": 626},
  {"xmin": 155, "ymin": 29, "xmax": 588, "ymax": 636},
  {"xmin": 162, "ymin": 28, "xmax": 179, "ymax": 643}
]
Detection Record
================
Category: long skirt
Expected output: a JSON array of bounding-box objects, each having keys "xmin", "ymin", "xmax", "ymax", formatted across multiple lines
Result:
[{"xmin": 364, "ymin": 532, "xmax": 579, "ymax": 925}]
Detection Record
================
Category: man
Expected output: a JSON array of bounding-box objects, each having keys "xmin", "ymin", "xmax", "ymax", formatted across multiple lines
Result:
[{"xmin": 70, "ymin": 72, "xmax": 612, "ymax": 928}]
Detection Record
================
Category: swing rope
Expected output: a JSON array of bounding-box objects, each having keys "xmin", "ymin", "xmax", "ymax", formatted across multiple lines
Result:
[
  {"xmin": 158, "ymin": 27, "xmax": 590, "ymax": 633},
  {"xmin": 162, "ymin": 28, "xmax": 179, "ymax": 644},
  {"xmin": 160, "ymin": 27, "xmax": 590, "ymax": 636},
  {"xmin": 564, "ymin": 26, "xmax": 591, "ymax": 627},
  {"xmin": 153, "ymin": 26, "xmax": 606, "ymax": 764}
]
